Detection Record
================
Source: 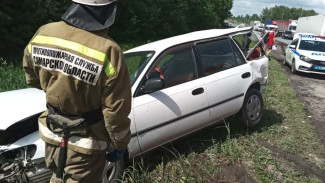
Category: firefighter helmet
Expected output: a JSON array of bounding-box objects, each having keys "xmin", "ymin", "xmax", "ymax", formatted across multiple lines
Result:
[
  {"xmin": 72, "ymin": 0, "xmax": 117, "ymax": 6},
  {"xmin": 62, "ymin": 0, "xmax": 118, "ymax": 31}
]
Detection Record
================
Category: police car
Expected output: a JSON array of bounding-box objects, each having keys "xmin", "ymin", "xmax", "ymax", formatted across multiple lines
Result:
[{"xmin": 284, "ymin": 33, "xmax": 325, "ymax": 74}]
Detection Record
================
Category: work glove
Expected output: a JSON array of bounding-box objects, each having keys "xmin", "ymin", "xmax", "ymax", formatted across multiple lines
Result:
[{"xmin": 106, "ymin": 149, "xmax": 125, "ymax": 162}]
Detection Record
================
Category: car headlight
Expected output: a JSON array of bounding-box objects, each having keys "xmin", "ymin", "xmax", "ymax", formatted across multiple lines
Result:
[{"xmin": 299, "ymin": 55, "xmax": 311, "ymax": 62}]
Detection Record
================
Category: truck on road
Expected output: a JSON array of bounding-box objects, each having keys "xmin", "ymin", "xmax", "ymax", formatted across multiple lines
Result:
[
  {"xmin": 264, "ymin": 20, "xmax": 278, "ymax": 33},
  {"xmin": 257, "ymin": 24, "xmax": 265, "ymax": 32},
  {"xmin": 277, "ymin": 20, "xmax": 297, "ymax": 37},
  {"xmin": 296, "ymin": 15, "xmax": 325, "ymax": 36},
  {"xmin": 250, "ymin": 21, "xmax": 261, "ymax": 31}
]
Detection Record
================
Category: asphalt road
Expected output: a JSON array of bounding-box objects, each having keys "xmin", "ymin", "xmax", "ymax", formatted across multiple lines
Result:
[{"xmin": 272, "ymin": 40, "xmax": 325, "ymax": 145}]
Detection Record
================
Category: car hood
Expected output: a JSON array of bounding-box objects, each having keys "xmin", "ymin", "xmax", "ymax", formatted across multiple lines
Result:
[
  {"xmin": 298, "ymin": 50, "xmax": 325, "ymax": 61},
  {"xmin": 0, "ymin": 88, "xmax": 46, "ymax": 130}
]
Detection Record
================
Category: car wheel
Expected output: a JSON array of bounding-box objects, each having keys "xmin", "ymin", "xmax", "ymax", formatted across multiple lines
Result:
[
  {"xmin": 291, "ymin": 60, "xmax": 297, "ymax": 74},
  {"xmin": 102, "ymin": 157, "xmax": 125, "ymax": 183},
  {"xmin": 240, "ymin": 89, "xmax": 264, "ymax": 128}
]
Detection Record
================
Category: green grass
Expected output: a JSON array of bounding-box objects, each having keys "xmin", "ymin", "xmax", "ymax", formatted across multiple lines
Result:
[{"xmin": 0, "ymin": 58, "xmax": 27, "ymax": 92}]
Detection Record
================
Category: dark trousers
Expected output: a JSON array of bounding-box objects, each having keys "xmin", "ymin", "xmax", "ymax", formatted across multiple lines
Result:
[{"xmin": 45, "ymin": 143, "xmax": 106, "ymax": 183}]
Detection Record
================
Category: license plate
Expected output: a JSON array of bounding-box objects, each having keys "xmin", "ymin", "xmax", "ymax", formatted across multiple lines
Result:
[{"xmin": 314, "ymin": 65, "xmax": 325, "ymax": 70}]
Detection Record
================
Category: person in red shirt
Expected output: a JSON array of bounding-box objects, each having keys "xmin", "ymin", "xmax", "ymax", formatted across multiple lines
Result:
[{"xmin": 266, "ymin": 28, "xmax": 277, "ymax": 57}]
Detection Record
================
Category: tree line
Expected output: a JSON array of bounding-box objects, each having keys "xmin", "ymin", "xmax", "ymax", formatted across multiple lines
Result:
[
  {"xmin": 0, "ymin": 0, "xmax": 232, "ymax": 63},
  {"xmin": 232, "ymin": 5, "xmax": 317, "ymax": 25}
]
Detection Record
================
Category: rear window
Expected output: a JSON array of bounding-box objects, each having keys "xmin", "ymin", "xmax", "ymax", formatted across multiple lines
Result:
[{"xmin": 197, "ymin": 38, "xmax": 238, "ymax": 75}]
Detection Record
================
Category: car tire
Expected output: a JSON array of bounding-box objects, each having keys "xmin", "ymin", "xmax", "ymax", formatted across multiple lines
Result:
[
  {"xmin": 240, "ymin": 89, "xmax": 264, "ymax": 128},
  {"xmin": 102, "ymin": 156, "xmax": 125, "ymax": 183},
  {"xmin": 291, "ymin": 60, "xmax": 297, "ymax": 74}
]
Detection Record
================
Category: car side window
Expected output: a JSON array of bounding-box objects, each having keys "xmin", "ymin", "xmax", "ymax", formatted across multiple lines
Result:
[
  {"xmin": 231, "ymin": 32, "xmax": 265, "ymax": 61},
  {"xmin": 230, "ymin": 40, "xmax": 246, "ymax": 65},
  {"xmin": 291, "ymin": 39, "xmax": 299, "ymax": 46},
  {"xmin": 148, "ymin": 47, "xmax": 197, "ymax": 88},
  {"xmin": 196, "ymin": 38, "xmax": 238, "ymax": 75}
]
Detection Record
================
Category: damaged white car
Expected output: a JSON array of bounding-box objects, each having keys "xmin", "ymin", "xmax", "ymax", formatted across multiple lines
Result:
[
  {"xmin": 0, "ymin": 26, "xmax": 268, "ymax": 182},
  {"xmin": 0, "ymin": 89, "xmax": 48, "ymax": 182}
]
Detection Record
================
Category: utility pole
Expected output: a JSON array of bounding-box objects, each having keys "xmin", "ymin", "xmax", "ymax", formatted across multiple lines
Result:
[{"xmin": 297, "ymin": 1, "xmax": 303, "ymax": 18}]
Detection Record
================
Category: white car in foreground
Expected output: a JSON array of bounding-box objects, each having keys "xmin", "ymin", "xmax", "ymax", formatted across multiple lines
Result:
[
  {"xmin": 0, "ymin": 27, "xmax": 268, "ymax": 182},
  {"xmin": 284, "ymin": 33, "xmax": 325, "ymax": 74}
]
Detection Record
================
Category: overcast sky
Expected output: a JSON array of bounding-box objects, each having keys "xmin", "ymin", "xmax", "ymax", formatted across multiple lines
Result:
[{"xmin": 231, "ymin": 0, "xmax": 325, "ymax": 16}]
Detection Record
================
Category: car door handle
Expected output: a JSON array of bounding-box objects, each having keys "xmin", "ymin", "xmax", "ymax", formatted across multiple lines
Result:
[
  {"xmin": 192, "ymin": 88, "xmax": 204, "ymax": 95},
  {"xmin": 242, "ymin": 72, "xmax": 251, "ymax": 79}
]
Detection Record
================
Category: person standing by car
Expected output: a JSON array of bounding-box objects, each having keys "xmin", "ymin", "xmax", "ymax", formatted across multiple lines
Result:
[
  {"xmin": 266, "ymin": 28, "xmax": 277, "ymax": 59},
  {"xmin": 261, "ymin": 29, "xmax": 267, "ymax": 40},
  {"xmin": 262, "ymin": 30, "xmax": 269, "ymax": 50},
  {"xmin": 22, "ymin": 0, "xmax": 132, "ymax": 182}
]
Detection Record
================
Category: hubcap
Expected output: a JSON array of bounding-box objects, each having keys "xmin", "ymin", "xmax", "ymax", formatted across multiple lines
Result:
[
  {"xmin": 246, "ymin": 95, "xmax": 261, "ymax": 120},
  {"xmin": 102, "ymin": 161, "xmax": 116, "ymax": 183}
]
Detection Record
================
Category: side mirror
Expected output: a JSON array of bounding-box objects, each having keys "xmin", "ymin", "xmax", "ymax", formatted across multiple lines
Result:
[
  {"xmin": 140, "ymin": 78, "xmax": 165, "ymax": 94},
  {"xmin": 289, "ymin": 45, "xmax": 296, "ymax": 49}
]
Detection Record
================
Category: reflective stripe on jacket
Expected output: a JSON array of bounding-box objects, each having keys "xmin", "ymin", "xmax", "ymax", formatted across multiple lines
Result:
[
  {"xmin": 39, "ymin": 122, "xmax": 107, "ymax": 151},
  {"xmin": 27, "ymin": 35, "xmax": 115, "ymax": 78},
  {"xmin": 23, "ymin": 21, "xmax": 132, "ymax": 154}
]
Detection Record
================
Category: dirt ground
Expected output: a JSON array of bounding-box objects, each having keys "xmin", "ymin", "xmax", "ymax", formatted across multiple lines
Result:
[{"xmin": 272, "ymin": 41, "xmax": 325, "ymax": 145}]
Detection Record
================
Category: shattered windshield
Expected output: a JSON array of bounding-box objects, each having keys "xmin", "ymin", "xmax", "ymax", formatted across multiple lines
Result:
[{"xmin": 124, "ymin": 51, "xmax": 155, "ymax": 85}]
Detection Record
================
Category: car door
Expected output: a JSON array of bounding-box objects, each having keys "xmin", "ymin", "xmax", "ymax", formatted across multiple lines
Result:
[
  {"xmin": 132, "ymin": 44, "xmax": 209, "ymax": 153},
  {"xmin": 286, "ymin": 38, "xmax": 299, "ymax": 65},
  {"xmin": 195, "ymin": 37, "xmax": 253, "ymax": 122}
]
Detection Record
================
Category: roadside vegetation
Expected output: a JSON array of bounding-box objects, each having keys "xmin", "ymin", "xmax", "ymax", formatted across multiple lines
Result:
[
  {"xmin": 1, "ymin": 0, "xmax": 232, "ymax": 64},
  {"xmin": 232, "ymin": 5, "xmax": 317, "ymax": 26},
  {"xmin": 0, "ymin": 58, "xmax": 27, "ymax": 92}
]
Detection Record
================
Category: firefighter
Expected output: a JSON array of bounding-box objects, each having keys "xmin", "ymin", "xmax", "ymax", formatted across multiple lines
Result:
[{"xmin": 23, "ymin": 0, "xmax": 131, "ymax": 182}]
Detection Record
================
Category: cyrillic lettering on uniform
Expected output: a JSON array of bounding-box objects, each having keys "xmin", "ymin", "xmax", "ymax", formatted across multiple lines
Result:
[{"xmin": 32, "ymin": 45, "xmax": 103, "ymax": 85}]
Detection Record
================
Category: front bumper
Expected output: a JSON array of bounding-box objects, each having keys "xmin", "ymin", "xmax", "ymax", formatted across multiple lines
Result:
[{"xmin": 296, "ymin": 59, "xmax": 325, "ymax": 75}]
